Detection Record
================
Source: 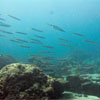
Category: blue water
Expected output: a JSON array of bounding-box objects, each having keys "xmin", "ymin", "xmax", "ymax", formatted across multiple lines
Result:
[{"xmin": 0, "ymin": 0, "xmax": 100, "ymax": 62}]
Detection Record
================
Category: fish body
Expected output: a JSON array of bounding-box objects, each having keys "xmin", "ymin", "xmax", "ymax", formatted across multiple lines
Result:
[
  {"xmin": 57, "ymin": 37, "xmax": 72, "ymax": 43},
  {"xmin": 47, "ymin": 23, "xmax": 65, "ymax": 32},
  {"xmin": 16, "ymin": 32, "xmax": 27, "ymax": 35},
  {"xmin": 0, "ymin": 22, "xmax": 3, "ymax": 24},
  {"xmin": 30, "ymin": 38, "xmax": 43, "ymax": 44},
  {"xmin": 0, "ymin": 23, "xmax": 11, "ymax": 27},
  {"xmin": 0, "ymin": 30, "xmax": 13, "ymax": 34},
  {"xmin": 8, "ymin": 39, "xmax": 24, "ymax": 43},
  {"xmin": 0, "ymin": 18, "xmax": 5, "ymax": 21},
  {"xmin": 31, "ymin": 38, "xmax": 41, "ymax": 42},
  {"xmin": 57, "ymin": 43, "xmax": 72, "ymax": 48},
  {"xmin": 72, "ymin": 32, "xmax": 84, "ymax": 37},
  {"xmin": 42, "ymin": 45, "xmax": 56, "ymax": 49},
  {"xmin": 31, "ymin": 27, "xmax": 43, "ymax": 32},
  {"xmin": 7, "ymin": 14, "xmax": 21, "ymax": 21},
  {"xmin": 83, "ymin": 40, "xmax": 98, "ymax": 45},
  {"xmin": 0, "ymin": 34, "xmax": 5, "ymax": 37},
  {"xmin": 29, "ymin": 41, "xmax": 43, "ymax": 44},
  {"xmin": 34, "ymin": 35, "xmax": 45, "ymax": 39},
  {"xmin": 19, "ymin": 45, "xmax": 30, "ymax": 48},
  {"xmin": 15, "ymin": 39, "xmax": 29, "ymax": 43}
]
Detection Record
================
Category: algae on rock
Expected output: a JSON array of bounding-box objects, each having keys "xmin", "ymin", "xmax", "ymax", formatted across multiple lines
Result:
[{"xmin": 0, "ymin": 63, "xmax": 64, "ymax": 100}]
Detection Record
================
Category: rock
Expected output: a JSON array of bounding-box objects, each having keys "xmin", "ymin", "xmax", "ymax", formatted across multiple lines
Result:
[
  {"xmin": 66, "ymin": 75, "xmax": 100, "ymax": 97},
  {"xmin": 61, "ymin": 91, "xmax": 100, "ymax": 100},
  {"xmin": 82, "ymin": 81, "xmax": 100, "ymax": 97},
  {"xmin": 61, "ymin": 91, "xmax": 74, "ymax": 99},
  {"xmin": 0, "ymin": 63, "xmax": 64, "ymax": 100},
  {"xmin": 67, "ymin": 76, "xmax": 83, "ymax": 93},
  {"xmin": 57, "ymin": 78, "xmax": 69, "ymax": 91}
]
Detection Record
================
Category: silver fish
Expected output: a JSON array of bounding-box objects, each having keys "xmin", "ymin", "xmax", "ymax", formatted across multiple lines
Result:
[
  {"xmin": 47, "ymin": 23, "xmax": 65, "ymax": 32},
  {"xmin": 34, "ymin": 35, "xmax": 45, "ymax": 39},
  {"xmin": 42, "ymin": 45, "xmax": 56, "ymax": 49},
  {"xmin": 31, "ymin": 27, "xmax": 43, "ymax": 32},
  {"xmin": 83, "ymin": 40, "xmax": 98, "ymax": 45},
  {"xmin": 0, "ymin": 30, "xmax": 13, "ymax": 34},
  {"xmin": 0, "ymin": 23, "xmax": 11, "ymax": 27},
  {"xmin": 7, "ymin": 14, "xmax": 21, "ymax": 21},
  {"xmin": 18, "ymin": 45, "xmax": 30, "ymax": 48},
  {"xmin": 57, "ymin": 37, "xmax": 72, "ymax": 43},
  {"xmin": 37, "ymin": 51, "xmax": 55, "ymax": 54},
  {"xmin": 57, "ymin": 43, "xmax": 72, "ymax": 48},
  {"xmin": 15, "ymin": 38, "xmax": 29, "ymax": 43},
  {"xmin": 72, "ymin": 32, "xmax": 84, "ymax": 37},
  {"xmin": 16, "ymin": 31, "xmax": 27, "ymax": 35},
  {"xmin": 0, "ymin": 18, "xmax": 5, "ymax": 21}
]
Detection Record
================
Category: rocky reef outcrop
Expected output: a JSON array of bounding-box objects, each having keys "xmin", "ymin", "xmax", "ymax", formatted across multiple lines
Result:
[
  {"xmin": 65, "ymin": 74, "xmax": 100, "ymax": 97},
  {"xmin": 0, "ymin": 63, "xmax": 64, "ymax": 100}
]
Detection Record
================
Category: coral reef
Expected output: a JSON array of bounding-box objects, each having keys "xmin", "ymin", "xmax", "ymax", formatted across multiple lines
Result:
[{"xmin": 0, "ymin": 63, "xmax": 64, "ymax": 100}]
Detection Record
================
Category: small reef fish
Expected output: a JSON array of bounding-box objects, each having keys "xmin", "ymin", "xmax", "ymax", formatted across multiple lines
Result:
[
  {"xmin": 34, "ymin": 35, "xmax": 45, "ymax": 39},
  {"xmin": 29, "ymin": 41, "xmax": 43, "ymax": 44},
  {"xmin": 72, "ymin": 32, "xmax": 84, "ymax": 37},
  {"xmin": 0, "ymin": 22, "xmax": 3, "ymax": 24},
  {"xmin": 0, "ymin": 34, "xmax": 5, "ymax": 37},
  {"xmin": 42, "ymin": 45, "xmax": 56, "ymax": 49},
  {"xmin": 8, "ymin": 39, "xmax": 24, "ymax": 43},
  {"xmin": 15, "ymin": 39, "xmax": 29, "ymax": 43},
  {"xmin": 0, "ymin": 18, "xmax": 5, "ymax": 21},
  {"xmin": 30, "ymin": 38, "xmax": 43, "ymax": 44},
  {"xmin": 42, "ymin": 56, "xmax": 54, "ymax": 60},
  {"xmin": 37, "ymin": 51, "xmax": 55, "ymax": 54},
  {"xmin": 18, "ymin": 45, "xmax": 30, "ymax": 48},
  {"xmin": 31, "ymin": 27, "xmax": 43, "ymax": 32},
  {"xmin": 7, "ymin": 14, "xmax": 21, "ymax": 21},
  {"xmin": 31, "ymin": 38, "xmax": 41, "ymax": 42},
  {"xmin": 57, "ymin": 37, "xmax": 72, "ymax": 43},
  {"xmin": 28, "ymin": 54, "xmax": 42, "ymax": 57},
  {"xmin": 83, "ymin": 40, "xmax": 98, "ymax": 45},
  {"xmin": 57, "ymin": 43, "xmax": 72, "ymax": 48},
  {"xmin": 16, "ymin": 31, "xmax": 27, "ymax": 35},
  {"xmin": 0, "ymin": 23, "xmax": 11, "ymax": 27},
  {"xmin": 47, "ymin": 23, "xmax": 66, "ymax": 32},
  {"xmin": 0, "ymin": 30, "xmax": 13, "ymax": 34}
]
